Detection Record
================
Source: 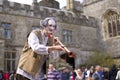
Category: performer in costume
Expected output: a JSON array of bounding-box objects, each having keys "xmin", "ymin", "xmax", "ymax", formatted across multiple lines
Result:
[{"xmin": 16, "ymin": 17, "xmax": 64, "ymax": 80}]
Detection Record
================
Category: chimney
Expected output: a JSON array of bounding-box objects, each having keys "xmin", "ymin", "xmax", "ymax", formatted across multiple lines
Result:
[
  {"xmin": 32, "ymin": 0, "xmax": 38, "ymax": 6},
  {"xmin": 66, "ymin": 0, "xmax": 74, "ymax": 11}
]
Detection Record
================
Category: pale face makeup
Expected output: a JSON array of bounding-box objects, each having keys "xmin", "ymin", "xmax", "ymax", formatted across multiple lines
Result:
[{"xmin": 44, "ymin": 19, "xmax": 56, "ymax": 36}]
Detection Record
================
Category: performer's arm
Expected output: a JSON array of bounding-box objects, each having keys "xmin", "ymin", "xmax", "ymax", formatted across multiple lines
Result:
[
  {"xmin": 28, "ymin": 32, "xmax": 63, "ymax": 54},
  {"xmin": 28, "ymin": 32, "xmax": 49, "ymax": 54}
]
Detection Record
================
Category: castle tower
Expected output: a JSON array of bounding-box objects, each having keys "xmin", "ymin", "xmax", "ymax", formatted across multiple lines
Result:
[
  {"xmin": 66, "ymin": 0, "xmax": 83, "ymax": 16},
  {"xmin": 39, "ymin": 0, "xmax": 60, "ymax": 9},
  {"xmin": 32, "ymin": 0, "xmax": 38, "ymax": 6},
  {"xmin": 32, "ymin": 0, "xmax": 39, "ymax": 16},
  {"xmin": 66, "ymin": 0, "xmax": 74, "ymax": 11}
]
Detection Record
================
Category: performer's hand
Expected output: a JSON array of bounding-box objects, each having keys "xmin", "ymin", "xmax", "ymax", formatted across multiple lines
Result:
[
  {"xmin": 54, "ymin": 37, "xmax": 59, "ymax": 45},
  {"xmin": 54, "ymin": 37, "xmax": 64, "ymax": 47}
]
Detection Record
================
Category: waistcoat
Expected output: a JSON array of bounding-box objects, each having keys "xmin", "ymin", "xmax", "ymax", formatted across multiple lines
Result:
[{"xmin": 18, "ymin": 29, "xmax": 53, "ymax": 76}]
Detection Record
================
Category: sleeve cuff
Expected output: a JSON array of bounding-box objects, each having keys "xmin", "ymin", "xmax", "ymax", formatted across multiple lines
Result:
[{"xmin": 46, "ymin": 47, "xmax": 49, "ymax": 54}]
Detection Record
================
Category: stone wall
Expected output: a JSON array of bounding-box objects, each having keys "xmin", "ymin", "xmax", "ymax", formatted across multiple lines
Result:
[
  {"xmin": 83, "ymin": 0, "xmax": 120, "ymax": 57},
  {"xmin": 0, "ymin": 27, "xmax": 4, "ymax": 39},
  {"xmin": 83, "ymin": 0, "xmax": 120, "ymax": 19},
  {"xmin": 105, "ymin": 38, "xmax": 120, "ymax": 56},
  {"xmin": 0, "ymin": 0, "xmax": 99, "ymax": 68},
  {"xmin": 0, "ymin": 22, "xmax": 5, "ymax": 70},
  {"xmin": 39, "ymin": 0, "xmax": 60, "ymax": 9},
  {"xmin": 0, "ymin": 0, "xmax": 98, "ymax": 28},
  {"xmin": 0, "ymin": 40, "xmax": 4, "ymax": 70},
  {"xmin": 83, "ymin": 0, "xmax": 103, "ymax": 6}
]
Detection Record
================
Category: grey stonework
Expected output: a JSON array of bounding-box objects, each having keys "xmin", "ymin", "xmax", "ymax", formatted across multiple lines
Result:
[
  {"xmin": 83, "ymin": 0, "xmax": 120, "ymax": 19},
  {"xmin": 0, "ymin": 28, "xmax": 5, "ymax": 70},
  {"xmin": 0, "ymin": 27, "xmax": 4, "ymax": 70},
  {"xmin": 0, "ymin": 0, "xmax": 97, "ymax": 27},
  {"xmin": 83, "ymin": 0, "xmax": 120, "ymax": 58},
  {"xmin": 0, "ymin": 40, "xmax": 4, "ymax": 70},
  {"xmin": 39, "ymin": 0, "xmax": 60, "ymax": 9}
]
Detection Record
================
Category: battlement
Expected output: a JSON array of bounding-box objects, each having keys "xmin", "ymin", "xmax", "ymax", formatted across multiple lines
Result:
[
  {"xmin": 83, "ymin": 0, "xmax": 104, "ymax": 6},
  {"xmin": 0, "ymin": 0, "xmax": 98, "ymax": 28}
]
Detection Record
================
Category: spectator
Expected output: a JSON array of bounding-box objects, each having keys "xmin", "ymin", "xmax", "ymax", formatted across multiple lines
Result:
[
  {"xmin": 92, "ymin": 65, "xmax": 101, "ymax": 80},
  {"xmin": 60, "ymin": 67, "xmax": 70, "ymax": 80},
  {"xmin": 109, "ymin": 64, "xmax": 118, "ymax": 80},
  {"xmin": 4, "ymin": 71, "xmax": 9, "ymax": 80},
  {"xmin": 0, "ymin": 70, "xmax": 3, "ymax": 80},
  {"xmin": 116, "ymin": 65, "xmax": 120, "ymax": 80},
  {"xmin": 47, "ymin": 63, "xmax": 60, "ymax": 80},
  {"xmin": 81, "ymin": 66, "xmax": 87, "ymax": 80},
  {"xmin": 70, "ymin": 69, "xmax": 77, "ymax": 80},
  {"xmin": 75, "ymin": 69, "xmax": 83, "ymax": 80},
  {"xmin": 103, "ymin": 67, "xmax": 109, "ymax": 80},
  {"xmin": 9, "ymin": 71, "xmax": 16, "ymax": 80}
]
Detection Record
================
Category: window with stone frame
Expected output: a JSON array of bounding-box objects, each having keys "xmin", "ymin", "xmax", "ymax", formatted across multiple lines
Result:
[
  {"xmin": 103, "ymin": 10, "xmax": 120, "ymax": 38},
  {"xmin": 4, "ymin": 48, "xmax": 16, "ymax": 72},
  {"xmin": 1, "ymin": 22, "xmax": 11, "ymax": 39},
  {"xmin": 62, "ymin": 29, "xmax": 72, "ymax": 43},
  {"xmin": 117, "ymin": 20, "xmax": 120, "ymax": 35}
]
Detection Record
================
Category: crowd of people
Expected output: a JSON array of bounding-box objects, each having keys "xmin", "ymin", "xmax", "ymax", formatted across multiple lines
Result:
[
  {"xmin": 0, "ymin": 70, "xmax": 16, "ymax": 80},
  {"xmin": 0, "ymin": 64, "xmax": 120, "ymax": 80},
  {"xmin": 46, "ymin": 64, "xmax": 120, "ymax": 80}
]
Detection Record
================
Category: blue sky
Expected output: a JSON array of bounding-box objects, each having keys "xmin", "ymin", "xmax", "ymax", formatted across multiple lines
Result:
[{"xmin": 8, "ymin": 0, "xmax": 83, "ymax": 8}]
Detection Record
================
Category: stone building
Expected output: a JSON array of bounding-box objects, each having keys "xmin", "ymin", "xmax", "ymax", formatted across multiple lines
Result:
[
  {"xmin": 0, "ymin": 0, "xmax": 119, "ymax": 72},
  {"xmin": 83, "ymin": 0, "xmax": 120, "ymax": 58}
]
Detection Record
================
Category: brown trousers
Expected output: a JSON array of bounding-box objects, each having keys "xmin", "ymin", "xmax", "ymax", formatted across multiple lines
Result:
[{"xmin": 16, "ymin": 74, "xmax": 30, "ymax": 80}]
